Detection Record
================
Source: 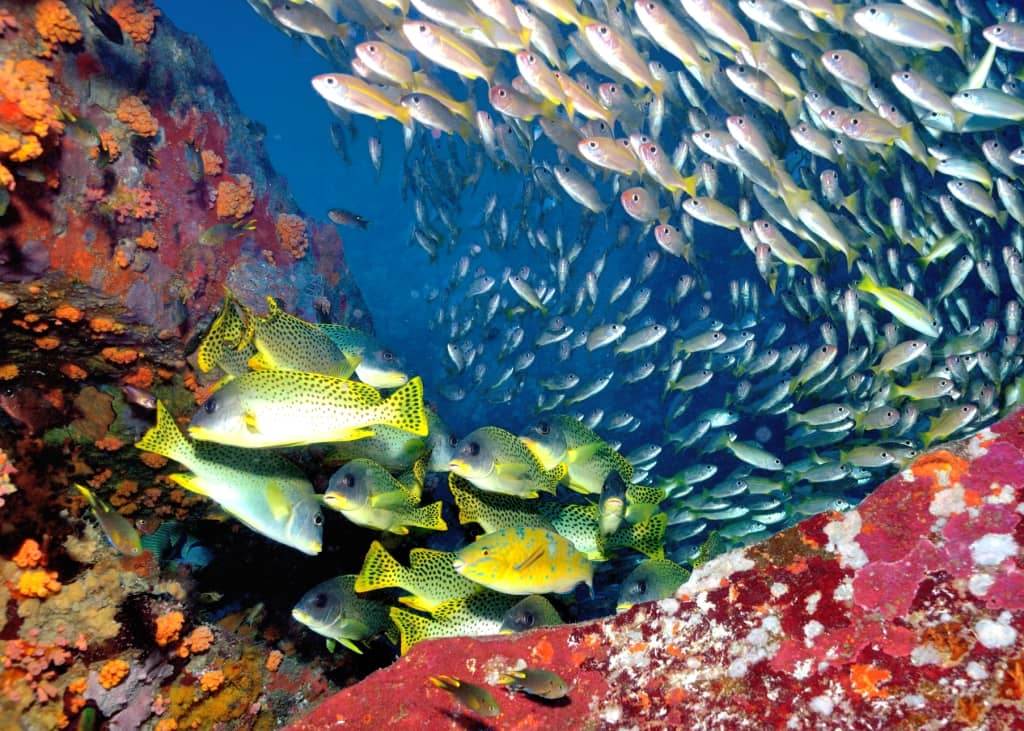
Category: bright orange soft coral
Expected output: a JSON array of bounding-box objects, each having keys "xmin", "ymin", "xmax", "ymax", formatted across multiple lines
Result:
[
  {"xmin": 910, "ymin": 450, "xmax": 969, "ymax": 488},
  {"xmin": 199, "ymin": 670, "xmax": 224, "ymax": 692},
  {"xmin": 98, "ymin": 659, "xmax": 131, "ymax": 689},
  {"xmin": 201, "ymin": 149, "xmax": 222, "ymax": 176},
  {"xmin": 136, "ymin": 230, "xmax": 158, "ymax": 250},
  {"xmin": 110, "ymin": 0, "xmax": 159, "ymax": 45},
  {"xmin": 215, "ymin": 175, "xmax": 255, "ymax": 219},
  {"xmin": 12, "ymin": 538, "xmax": 43, "ymax": 568},
  {"xmin": 116, "ymin": 95, "xmax": 159, "ymax": 137},
  {"xmin": 276, "ymin": 213, "xmax": 308, "ymax": 259},
  {"xmin": 850, "ymin": 663, "xmax": 891, "ymax": 698},
  {"xmin": 155, "ymin": 611, "xmax": 184, "ymax": 646},
  {"xmin": 186, "ymin": 626, "xmax": 215, "ymax": 653},
  {"xmin": 17, "ymin": 569, "xmax": 61, "ymax": 598},
  {"xmin": 35, "ymin": 0, "xmax": 82, "ymax": 49}
]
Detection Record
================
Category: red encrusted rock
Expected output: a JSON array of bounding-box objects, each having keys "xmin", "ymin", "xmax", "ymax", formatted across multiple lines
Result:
[{"xmin": 289, "ymin": 410, "xmax": 1024, "ymax": 730}]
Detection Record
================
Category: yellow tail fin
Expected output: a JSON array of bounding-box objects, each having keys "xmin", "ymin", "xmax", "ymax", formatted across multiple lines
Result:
[{"xmin": 378, "ymin": 376, "xmax": 428, "ymax": 436}]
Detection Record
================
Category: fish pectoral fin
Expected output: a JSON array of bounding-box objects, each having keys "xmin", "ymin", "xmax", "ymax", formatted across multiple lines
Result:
[
  {"xmin": 513, "ymin": 545, "xmax": 546, "ymax": 572},
  {"xmin": 397, "ymin": 594, "xmax": 435, "ymax": 612},
  {"xmin": 567, "ymin": 442, "xmax": 601, "ymax": 463},
  {"xmin": 370, "ymin": 489, "xmax": 415, "ymax": 509},
  {"xmin": 243, "ymin": 409, "xmax": 260, "ymax": 434},
  {"xmin": 337, "ymin": 637, "xmax": 364, "ymax": 654},
  {"xmin": 265, "ymin": 481, "xmax": 291, "ymax": 521},
  {"xmin": 332, "ymin": 427, "xmax": 376, "ymax": 442},
  {"xmin": 169, "ymin": 473, "xmax": 210, "ymax": 497},
  {"xmin": 494, "ymin": 462, "xmax": 531, "ymax": 479}
]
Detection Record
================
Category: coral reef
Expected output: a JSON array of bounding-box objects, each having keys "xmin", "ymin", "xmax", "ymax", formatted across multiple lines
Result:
[
  {"xmin": 290, "ymin": 409, "xmax": 1024, "ymax": 729},
  {"xmin": 109, "ymin": 0, "xmax": 159, "ymax": 45},
  {"xmin": 215, "ymin": 174, "xmax": 255, "ymax": 219}
]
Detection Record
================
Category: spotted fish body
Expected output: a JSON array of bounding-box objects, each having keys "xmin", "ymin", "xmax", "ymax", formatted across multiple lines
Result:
[
  {"xmin": 187, "ymin": 372, "xmax": 428, "ymax": 448},
  {"xmin": 539, "ymin": 502, "xmax": 667, "ymax": 560},
  {"xmin": 323, "ymin": 424, "xmax": 427, "ymax": 472},
  {"xmin": 319, "ymin": 323, "xmax": 410, "ymax": 388},
  {"xmin": 251, "ymin": 297, "xmax": 349, "ymax": 376},
  {"xmin": 499, "ymin": 594, "xmax": 563, "ymax": 633},
  {"xmin": 196, "ymin": 292, "xmax": 256, "ymax": 377},
  {"xmin": 291, "ymin": 574, "xmax": 394, "ymax": 653},
  {"xmin": 136, "ymin": 402, "xmax": 324, "ymax": 555},
  {"xmin": 452, "ymin": 526, "xmax": 594, "ymax": 594},
  {"xmin": 449, "ymin": 474, "xmax": 554, "ymax": 533},
  {"xmin": 390, "ymin": 591, "xmax": 520, "ymax": 655},
  {"xmin": 616, "ymin": 558, "xmax": 690, "ymax": 611},
  {"xmin": 449, "ymin": 426, "xmax": 567, "ymax": 498},
  {"xmin": 355, "ymin": 540, "xmax": 481, "ymax": 612},
  {"xmin": 520, "ymin": 414, "xmax": 634, "ymax": 494},
  {"xmin": 323, "ymin": 458, "xmax": 447, "ymax": 534}
]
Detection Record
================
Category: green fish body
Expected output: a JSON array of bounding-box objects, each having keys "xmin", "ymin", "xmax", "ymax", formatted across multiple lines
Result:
[
  {"xmin": 136, "ymin": 402, "xmax": 323, "ymax": 555},
  {"xmin": 449, "ymin": 474, "xmax": 553, "ymax": 533},
  {"xmin": 390, "ymin": 591, "xmax": 520, "ymax": 655},
  {"xmin": 355, "ymin": 540, "xmax": 480, "ymax": 612},
  {"xmin": 292, "ymin": 575, "xmax": 393, "ymax": 653},
  {"xmin": 617, "ymin": 558, "xmax": 690, "ymax": 611},
  {"xmin": 449, "ymin": 426, "xmax": 566, "ymax": 498},
  {"xmin": 323, "ymin": 458, "xmax": 446, "ymax": 534},
  {"xmin": 319, "ymin": 323, "xmax": 410, "ymax": 388},
  {"xmin": 73, "ymin": 483, "xmax": 143, "ymax": 557},
  {"xmin": 251, "ymin": 297, "xmax": 349, "ymax": 376},
  {"xmin": 188, "ymin": 372, "xmax": 428, "ymax": 448},
  {"xmin": 520, "ymin": 415, "xmax": 633, "ymax": 494}
]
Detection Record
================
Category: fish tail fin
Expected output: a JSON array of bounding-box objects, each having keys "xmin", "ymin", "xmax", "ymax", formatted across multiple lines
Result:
[
  {"xmin": 830, "ymin": 3, "xmax": 847, "ymax": 28},
  {"xmin": 378, "ymin": 376, "xmax": 428, "ymax": 436},
  {"xmin": 843, "ymin": 192, "xmax": 860, "ymax": 217},
  {"xmin": 681, "ymin": 174, "xmax": 698, "ymax": 199},
  {"xmin": 391, "ymin": 606, "xmax": 433, "ymax": 656},
  {"xmin": 71, "ymin": 482, "xmax": 97, "ymax": 509},
  {"xmin": 355, "ymin": 540, "xmax": 410, "ymax": 594},
  {"xmin": 135, "ymin": 401, "xmax": 192, "ymax": 467},
  {"xmin": 805, "ymin": 257, "xmax": 821, "ymax": 277},
  {"xmin": 410, "ymin": 501, "xmax": 448, "ymax": 531},
  {"xmin": 782, "ymin": 98, "xmax": 802, "ymax": 127},
  {"xmin": 563, "ymin": 97, "xmax": 575, "ymax": 119},
  {"xmin": 602, "ymin": 511, "xmax": 666, "ymax": 559}
]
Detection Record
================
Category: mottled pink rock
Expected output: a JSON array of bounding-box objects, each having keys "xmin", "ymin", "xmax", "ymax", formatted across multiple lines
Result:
[{"xmin": 290, "ymin": 410, "xmax": 1024, "ymax": 730}]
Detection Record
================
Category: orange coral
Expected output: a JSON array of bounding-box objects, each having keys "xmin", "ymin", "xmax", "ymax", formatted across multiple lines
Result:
[
  {"xmin": 265, "ymin": 650, "xmax": 283, "ymax": 672},
  {"xmin": 154, "ymin": 719, "xmax": 178, "ymax": 731},
  {"xmin": 215, "ymin": 175, "xmax": 254, "ymax": 219},
  {"xmin": 910, "ymin": 450, "xmax": 969, "ymax": 488},
  {"xmin": 54, "ymin": 303, "xmax": 83, "ymax": 322},
  {"xmin": 136, "ymin": 230, "xmax": 158, "ymax": 249},
  {"xmin": 0, "ymin": 364, "xmax": 18, "ymax": 380},
  {"xmin": 155, "ymin": 611, "xmax": 184, "ymax": 646},
  {"xmin": 35, "ymin": 0, "xmax": 82, "ymax": 49},
  {"xmin": 101, "ymin": 347, "xmax": 140, "ymax": 365},
  {"xmin": 95, "ymin": 436, "xmax": 123, "ymax": 451},
  {"xmin": 275, "ymin": 213, "xmax": 308, "ymax": 259},
  {"xmin": 199, "ymin": 670, "xmax": 224, "ymax": 692},
  {"xmin": 89, "ymin": 316, "xmax": 123, "ymax": 333},
  {"xmin": 124, "ymin": 366, "xmax": 154, "ymax": 388},
  {"xmin": 13, "ymin": 539, "xmax": 43, "ymax": 568},
  {"xmin": 850, "ymin": 663, "xmax": 891, "ymax": 698},
  {"xmin": 110, "ymin": 0, "xmax": 159, "ymax": 45},
  {"xmin": 201, "ymin": 149, "xmax": 222, "ymax": 176},
  {"xmin": 116, "ymin": 95, "xmax": 159, "ymax": 137},
  {"xmin": 186, "ymin": 626, "xmax": 214, "ymax": 654},
  {"xmin": 91, "ymin": 130, "xmax": 120, "ymax": 162},
  {"xmin": 140, "ymin": 452, "xmax": 168, "ymax": 469},
  {"xmin": 35, "ymin": 335, "xmax": 60, "ymax": 350},
  {"xmin": 60, "ymin": 363, "xmax": 88, "ymax": 380},
  {"xmin": 18, "ymin": 569, "xmax": 61, "ymax": 598},
  {"xmin": 98, "ymin": 659, "xmax": 131, "ymax": 689}
]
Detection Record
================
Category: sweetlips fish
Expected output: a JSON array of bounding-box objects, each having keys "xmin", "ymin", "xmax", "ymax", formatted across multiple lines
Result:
[
  {"xmin": 616, "ymin": 558, "xmax": 691, "ymax": 611},
  {"xmin": 323, "ymin": 458, "xmax": 446, "ymax": 534},
  {"xmin": 452, "ymin": 526, "xmax": 594, "ymax": 594},
  {"xmin": 196, "ymin": 291, "xmax": 256, "ymax": 378},
  {"xmin": 355, "ymin": 540, "xmax": 480, "ymax": 612},
  {"xmin": 449, "ymin": 426, "xmax": 567, "ymax": 498},
  {"xmin": 499, "ymin": 594, "xmax": 563, "ymax": 633},
  {"xmin": 136, "ymin": 402, "xmax": 323, "ymax": 555},
  {"xmin": 448, "ymin": 473, "xmax": 554, "ymax": 533},
  {"xmin": 391, "ymin": 591, "xmax": 520, "ymax": 655},
  {"xmin": 291, "ymin": 575, "xmax": 393, "ymax": 653},
  {"xmin": 72, "ymin": 483, "xmax": 143, "ymax": 557},
  {"xmin": 250, "ymin": 297, "xmax": 348, "ymax": 376},
  {"xmin": 319, "ymin": 323, "xmax": 410, "ymax": 388},
  {"xmin": 188, "ymin": 372, "xmax": 427, "ymax": 448},
  {"xmin": 520, "ymin": 414, "xmax": 633, "ymax": 494}
]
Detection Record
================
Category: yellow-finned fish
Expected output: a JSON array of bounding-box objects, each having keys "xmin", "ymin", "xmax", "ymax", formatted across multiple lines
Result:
[
  {"xmin": 452, "ymin": 526, "xmax": 594, "ymax": 594},
  {"xmin": 72, "ymin": 483, "xmax": 143, "ymax": 557},
  {"xmin": 391, "ymin": 591, "xmax": 519, "ymax": 654},
  {"xmin": 428, "ymin": 675, "xmax": 502, "ymax": 718},
  {"xmin": 856, "ymin": 270, "xmax": 941, "ymax": 338},
  {"xmin": 450, "ymin": 426, "xmax": 567, "ymax": 498},
  {"xmin": 250, "ymin": 297, "xmax": 348, "ymax": 377},
  {"xmin": 291, "ymin": 575, "xmax": 393, "ymax": 654},
  {"xmin": 323, "ymin": 458, "xmax": 447, "ymax": 534},
  {"xmin": 188, "ymin": 372, "xmax": 427, "ymax": 448},
  {"xmin": 355, "ymin": 540, "xmax": 480, "ymax": 612},
  {"xmin": 402, "ymin": 20, "xmax": 494, "ymax": 84},
  {"xmin": 311, "ymin": 73, "xmax": 412, "ymax": 127},
  {"xmin": 136, "ymin": 402, "xmax": 324, "ymax": 555}
]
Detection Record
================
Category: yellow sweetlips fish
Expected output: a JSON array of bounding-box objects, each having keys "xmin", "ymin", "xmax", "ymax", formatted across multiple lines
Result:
[
  {"xmin": 452, "ymin": 526, "xmax": 594, "ymax": 594},
  {"xmin": 323, "ymin": 458, "xmax": 447, "ymax": 535},
  {"xmin": 450, "ymin": 426, "xmax": 566, "ymax": 498},
  {"xmin": 250, "ymin": 297, "xmax": 348, "ymax": 376},
  {"xmin": 188, "ymin": 372, "xmax": 427, "ymax": 448},
  {"xmin": 137, "ymin": 402, "xmax": 324, "ymax": 555}
]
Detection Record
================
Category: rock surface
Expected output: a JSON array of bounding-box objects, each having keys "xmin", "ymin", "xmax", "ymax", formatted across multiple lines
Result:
[{"xmin": 290, "ymin": 410, "xmax": 1024, "ymax": 729}]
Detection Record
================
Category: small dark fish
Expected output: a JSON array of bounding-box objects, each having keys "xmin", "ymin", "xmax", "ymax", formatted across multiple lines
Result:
[
  {"xmin": 199, "ymin": 218, "xmax": 256, "ymax": 247},
  {"xmin": 184, "ymin": 139, "xmax": 205, "ymax": 183},
  {"xmin": 83, "ymin": 0, "xmax": 124, "ymax": 44},
  {"xmin": 121, "ymin": 383, "xmax": 156, "ymax": 410},
  {"xmin": 498, "ymin": 668, "xmax": 570, "ymax": 699},
  {"xmin": 330, "ymin": 122, "xmax": 351, "ymax": 164},
  {"xmin": 429, "ymin": 675, "xmax": 501, "ymax": 718},
  {"xmin": 131, "ymin": 135, "xmax": 159, "ymax": 168},
  {"xmin": 56, "ymin": 107, "xmax": 100, "ymax": 146},
  {"xmin": 328, "ymin": 208, "xmax": 369, "ymax": 229}
]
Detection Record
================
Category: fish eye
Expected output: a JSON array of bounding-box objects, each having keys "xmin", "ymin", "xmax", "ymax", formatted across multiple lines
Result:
[
  {"xmin": 830, "ymin": 53, "xmax": 840, "ymax": 61},
  {"xmin": 850, "ymin": 118, "xmax": 860, "ymax": 126},
  {"xmin": 203, "ymin": 397, "xmax": 218, "ymax": 414},
  {"xmin": 482, "ymin": 549, "xmax": 489, "ymax": 556},
  {"xmin": 527, "ymin": 54, "xmax": 535, "ymax": 62},
  {"xmin": 367, "ymin": 44, "xmax": 376, "ymax": 52},
  {"xmin": 382, "ymin": 351, "xmax": 394, "ymax": 361},
  {"xmin": 417, "ymin": 23, "xmax": 427, "ymax": 31},
  {"xmin": 634, "ymin": 580, "xmax": 647, "ymax": 594},
  {"xmin": 498, "ymin": 89, "xmax": 507, "ymax": 97},
  {"xmin": 448, "ymin": 435, "xmax": 458, "ymax": 447},
  {"xmin": 468, "ymin": 441, "xmax": 481, "ymax": 456},
  {"xmin": 631, "ymin": 193, "xmax": 640, "ymax": 202},
  {"xmin": 868, "ymin": 7, "xmax": 877, "ymax": 13},
  {"xmin": 314, "ymin": 513, "xmax": 323, "ymax": 526},
  {"xmin": 993, "ymin": 25, "xmax": 1004, "ymax": 35},
  {"xmin": 313, "ymin": 592, "xmax": 328, "ymax": 608},
  {"xmin": 646, "ymin": 1, "xmax": 654, "ymax": 8},
  {"xmin": 599, "ymin": 25, "xmax": 609, "ymax": 34},
  {"xmin": 900, "ymin": 72, "xmax": 911, "ymax": 80},
  {"xmin": 521, "ymin": 611, "xmax": 535, "ymax": 627},
  {"xmin": 325, "ymin": 77, "xmax": 337, "ymax": 86},
  {"xmin": 343, "ymin": 473, "xmax": 355, "ymax": 488},
  {"xmin": 587, "ymin": 140, "xmax": 598, "ymax": 149}
]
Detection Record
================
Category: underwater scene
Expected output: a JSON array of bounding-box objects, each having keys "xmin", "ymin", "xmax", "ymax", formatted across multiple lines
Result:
[{"xmin": 1, "ymin": 0, "xmax": 1023, "ymax": 727}]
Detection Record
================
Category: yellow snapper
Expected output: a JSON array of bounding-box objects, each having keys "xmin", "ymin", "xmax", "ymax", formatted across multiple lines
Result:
[
  {"xmin": 311, "ymin": 72, "xmax": 412, "ymax": 127},
  {"xmin": 188, "ymin": 372, "xmax": 427, "ymax": 448},
  {"xmin": 72, "ymin": 483, "xmax": 143, "ymax": 557},
  {"xmin": 323, "ymin": 458, "xmax": 447, "ymax": 534},
  {"xmin": 402, "ymin": 20, "xmax": 494, "ymax": 83},
  {"xmin": 250, "ymin": 297, "xmax": 348, "ymax": 376},
  {"xmin": 449, "ymin": 426, "xmax": 566, "ymax": 498},
  {"xmin": 452, "ymin": 526, "xmax": 594, "ymax": 594},
  {"xmin": 291, "ymin": 574, "xmax": 394, "ymax": 653},
  {"xmin": 136, "ymin": 402, "xmax": 323, "ymax": 555}
]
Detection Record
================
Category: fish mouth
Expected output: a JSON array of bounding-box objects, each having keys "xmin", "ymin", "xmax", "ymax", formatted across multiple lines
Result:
[
  {"xmin": 448, "ymin": 459, "xmax": 466, "ymax": 472},
  {"xmin": 450, "ymin": 558, "xmax": 465, "ymax": 571},
  {"xmin": 322, "ymin": 494, "xmax": 348, "ymax": 511}
]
